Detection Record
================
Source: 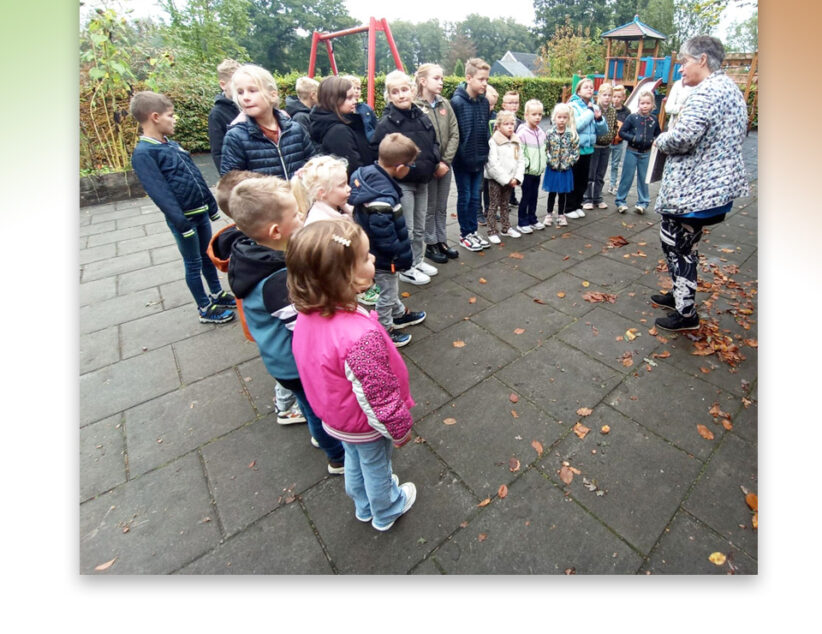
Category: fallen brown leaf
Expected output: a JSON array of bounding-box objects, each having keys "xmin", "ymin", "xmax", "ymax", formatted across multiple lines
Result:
[
  {"xmin": 508, "ymin": 252, "xmax": 525, "ymax": 260},
  {"xmin": 509, "ymin": 393, "xmax": 519, "ymax": 403},
  {"xmin": 478, "ymin": 497, "xmax": 491, "ymax": 507},
  {"xmin": 509, "ymin": 457, "xmax": 521, "ymax": 472},
  {"xmin": 743, "ymin": 338, "xmax": 758, "ymax": 348},
  {"xmin": 478, "ymin": 277, "xmax": 487, "ymax": 284},
  {"xmin": 600, "ymin": 425, "xmax": 611, "ymax": 434},
  {"xmin": 556, "ymin": 291, "xmax": 566, "ymax": 298},
  {"xmin": 653, "ymin": 350, "xmax": 671, "ymax": 359},
  {"xmin": 721, "ymin": 418, "xmax": 733, "ymax": 431},
  {"xmin": 559, "ymin": 465, "xmax": 574, "ymax": 485},
  {"xmin": 468, "ymin": 296, "xmax": 477, "ymax": 304},
  {"xmin": 513, "ymin": 328, "xmax": 525, "ymax": 335},
  {"xmin": 709, "ymin": 552, "xmax": 727, "ymax": 566},
  {"xmin": 582, "ymin": 281, "xmax": 590, "ymax": 287},
  {"xmin": 607, "ymin": 235, "xmax": 629, "ymax": 248},
  {"xmin": 248, "ymin": 460, "xmax": 256, "ymax": 468},
  {"xmin": 533, "ymin": 298, "xmax": 546, "ymax": 304},
  {"xmin": 696, "ymin": 424, "xmax": 715, "ymax": 440},
  {"xmin": 443, "ymin": 417, "xmax": 457, "ymax": 425},
  {"xmin": 452, "ymin": 340, "xmax": 466, "ymax": 348},
  {"xmin": 510, "ymin": 409, "xmax": 519, "ymax": 419},
  {"xmin": 531, "ymin": 440, "xmax": 544, "ymax": 456},
  {"xmin": 573, "ymin": 422, "xmax": 591, "ymax": 438},
  {"xmin": 498, "ymin": 484, "xmax": 508, "ymax": 499},
  {"xmin": 400, "ymin": 291, "xmax": 411, "ymax": 298},
  {"xmin": 94, "ymin": 558, "xmax": 117, "ymax": 572},
  {"xmin": 576, "ymin": 407, "xmax": 593, "ymax": 417},
  {"xmin": 745, "ymin": 492, "xmax": 758, "ymax": 511},
  {"xmin": 478, "ymin": 533, "xmax": 488, "ymax": 542}
]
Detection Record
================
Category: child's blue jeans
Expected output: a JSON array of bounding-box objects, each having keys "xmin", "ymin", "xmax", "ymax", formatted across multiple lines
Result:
[
  {"xmin": 453, "ymin": 166, "xmax": 483, "ymax": 238},
  {"xmin": 615, "ymin": 148, "xmax": 650, "ymax": 208},
  {"xmin": 342, "ymin": 436, "xmax": 407, "ymax": 527},
  {"xmin": 165, "ymin": 213, "xmax": 222, "ymax": 308}
]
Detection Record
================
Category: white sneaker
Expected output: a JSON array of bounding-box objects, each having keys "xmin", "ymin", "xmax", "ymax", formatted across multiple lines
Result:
[
  {"xmin": 544, "ymin": 215, "xmax": 553, "ymax": 227},
  {"xmin": 516, "ymin": 225, "xmax": 533, "ymax": 234},
  {"xmin": 566, "ymin": 210, "xmax": 581, "ymax": 219},
  {"xmin": 488, "ymin": 233, "xmax": 501, "ymax": 244},
  {"xmin": 532, "ymin": 222, "xmax": 545, "ymax": 231},
  {"xmin": 459, "ymin": 235, "xmax": 483, "ymax": 251},
  {"xmin": 471, "ymin": 232, "xmax": 491, "ymax": 249},
  {"xmin": 355, "ymin": 474, "xmax": 399, "ymax": 522},
  {"xmin": 597, "ymin": 202, "xmax": 609, "ymax": 209},
  {"xmin": 577, "ymin": 208, "xmax": 586, "ymax": 217},
  {"xmin": 416, "ymin": 260, "xmax": 438, "ymax": 277},
  {"xmin": 399, "ymin": 267, "xmax": 430, "ymax": 285},
  {"xmin": 372, "ymin": 482, "xmax": 417, "ymax": 531},
  {"xmin": 582, "ymin": 202, "xmax": 594, "ymax": 210},
  {"xmin": 504, "ymin": 227, "xmax": 521, "ymax": 238}
]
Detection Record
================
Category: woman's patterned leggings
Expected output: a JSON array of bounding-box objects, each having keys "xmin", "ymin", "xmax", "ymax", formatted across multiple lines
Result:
[{"xmin": 659, "ymin": 216, "xmax": 704, "ymax": 318}]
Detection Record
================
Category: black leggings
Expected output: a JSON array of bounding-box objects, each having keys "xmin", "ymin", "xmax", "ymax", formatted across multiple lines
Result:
[{"xmin": 567, "ymin": 153, "xmax": 591, "ymax": 211}]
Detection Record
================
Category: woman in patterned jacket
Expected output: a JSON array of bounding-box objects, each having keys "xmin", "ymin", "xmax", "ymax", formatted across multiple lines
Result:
[{"xmin": 651, "ymin": 36, "xmax": 749, "ymax": 332}]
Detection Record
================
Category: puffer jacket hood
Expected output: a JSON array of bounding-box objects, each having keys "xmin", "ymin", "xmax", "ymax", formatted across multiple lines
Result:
[
  {"xmin": 309, "ymin": 107, "xmax": 376, "ymax": 176},
  {"xmin": 228, "ymin": 235, "xmax": 286, "ymax": 300},
  {"xmin": 284, "ymin": 96, "xmax": 311, "ymax": 130},
  {"xmin": 372, "ymin": 103, "xmax": 440, "ymax": 183}
]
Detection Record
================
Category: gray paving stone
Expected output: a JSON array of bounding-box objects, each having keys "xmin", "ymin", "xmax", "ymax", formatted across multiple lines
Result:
[
  {"xmin": 498, "ymin": 338, "xmax": 623, "ymax": 426},
  {"xmin": 642, "ymin": 510, "xmax": 757, "ymax": 574},
  {"xmin": 574, "ymin": 216, "xmax": 654, "ymax": 245},
  {"xmin": 541, "ymin": 231, "xmax": 599, "ymax": 259},
  {"xmin": 729, "ymin": 394, "xmax": 757, "ymax": 445},
  {"xmin": 124, "ymin": 370, "xmax": 255, "ymax": 477},
  {"xmin": 80, "ymin": 287, "xmax": 162, "ymax": 334},
  {"xmin": 116, "ymin": 211, "xmax": 165, "ymax": 229},
  {"xmin": 405, "ymin": 358, "xmax": 451, "ymax": 422},
  {"xmin": 410, "ymin": 557, "xmax": 445, "ymax": 574},
  {"xmin": 90, "ymin": 207, "xmax": 143, "ymax": 224},
  {"xmin": 117, "ymin": 230, "xmax": 177, "ymax": 256},
  {"xmin": 150, "ymin": 244, "xmax": 182, "ymax": 266},
  {"xmin": 235, "ymin": 357, "xmax": 279, "ymax": 417},
  {"xmin": 505, "ymin": 245, "xmax": 577, "ymax": 280},
  {"xmin": 114, "ymin": 196, "xmax": 152, "ymax": 210},
  {"xmin": 145, "ymin": 219, "xmax": 175, "ymax": 235},
  {"xmin": 176, "ymin": 502, "xmax": 333, "ymax": 574},
  {"xmin": 87, "ymin": 226, "xmax": 147, "ymax": 248},
  {"xmin": 120, "ymin": 304, "xmax": 210, "ymax": 359},
  {"xmin": 523, "ymin": 271, "xmax": 598, "ymax": 318},
  {"xmin": 397, "ymin": 279, "xmax": 492, "ymax": 333},
  {"xmin": 417, "ymin": 377, "xmax": 562, "ymax": 499},
  {"xmin": 118, "ymin": 260, "xmax": 185, "ymax": 294},
  {"xmin": 80, "ymin": 277, "xmax": 118, "ymax": 306},
  {"xmin": 79, "ymin": 453, "xmax": 220, "ymax": 574},
  {"xmin": 453, "ymin": 257, "xmax": 541, "ymax": 304},
  {"xmin": 80, "ymin": 346, "xmax": 179, "ymax": 425},
  {"xmin": 79, "ymin": 219, "xmax": 116, "ymax": 238},
  {"xmin": 200, "ymin": 415, "xmax": 326, "ymax": 537},
  {"xmin": 159, "ymin": 279, "xmax": 194, "ymax": 310},
  {"xmin": 81, "ymin": 251, "xmax": 152, "ymax": 282},
  {"xmin": 430, "ymin": 469, "xmax": 643, "ymax": 574},
  {"xmin": 173, "ymin": 323, "xmax": 260, "ymax": 384},
  {"xmin": 683, "ymin": 432, "xmax": 757, "ymax": 558},
  {"xmin": 563, "ymin": 254, "xmax": 647, "ymax": 290},
  {"xmin": 557, "ymin": 306, "xmax": 665, "ymax": 373},
  {"xmin": 79, "ymin": 243, "xmax": 117, "ymax": 266},
  {"xmin": 403, "ymin": 319, "xmax": 519, "ymax": 397},
  {"xmin": 80, "ymin": 414, "xmax": 126, "ymax": 502},
  {"xmin": 544, "ymin": 405, "xmax": 702, "ymax": 554},
  {"xmin": 605, "ymin": 361, "xmax": 738, "ymax": 461},
  {"xmin": 302, "ymin": 442, "xmax": 477, "ymax": 574},
  {"xmin": 80, "ymin": 326, "xmax": 120, "ymax": 374},
  {"xmin": 471, "ymin": 291, "xmax": 574, "ymax": 353}
]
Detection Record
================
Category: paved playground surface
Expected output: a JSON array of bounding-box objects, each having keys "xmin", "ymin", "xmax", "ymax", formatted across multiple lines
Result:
[{"xmin": 79, "ymin": 133, "xmax": 758, "ymax": 575}]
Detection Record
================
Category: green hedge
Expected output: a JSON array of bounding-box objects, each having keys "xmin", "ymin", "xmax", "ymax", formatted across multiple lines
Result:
[
  {"xmin": 79, "ymin": 73, "xmax": 572, "ymax": 168},
  {"xmin": 165, "ymin": 74, "xmax": 572, "ymax": 153}
]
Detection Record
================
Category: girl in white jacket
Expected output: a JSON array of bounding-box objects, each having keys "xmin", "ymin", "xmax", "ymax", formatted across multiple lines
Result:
[{"xmin": 483, "ymin": 111, "xmax": 525, "ymax": 243}]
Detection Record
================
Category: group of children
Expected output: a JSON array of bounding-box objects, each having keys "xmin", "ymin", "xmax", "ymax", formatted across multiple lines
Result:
[{"xmin": 126, "ymin": 57, "xmax": 666, "ymax": 535}]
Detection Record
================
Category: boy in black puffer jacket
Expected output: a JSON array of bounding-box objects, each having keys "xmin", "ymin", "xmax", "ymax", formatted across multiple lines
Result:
[
  {"xmin": 349, "ymin": 133, "xmax": 427, "ymax": 348},
  {"xmin": 207, "ymin": 59, "xmax": 241, "ymax": 170}
]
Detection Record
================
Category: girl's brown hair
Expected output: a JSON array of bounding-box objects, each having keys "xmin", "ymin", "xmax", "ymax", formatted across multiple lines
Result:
[
  {"xmin": 286, "ymin": 220, "xmax": 366, "ymax": 317},
  {"xmin": 317, "ymin": 76, "xmax": 354, "ymax": 122}
]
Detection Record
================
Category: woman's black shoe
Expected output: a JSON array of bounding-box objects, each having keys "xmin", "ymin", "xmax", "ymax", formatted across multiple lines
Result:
[
  {"xmin": 425, "ymin": 243, "xmax": 448, "ymax": 264},
  {"xmin": 439, "ymin": 242, "xmax": 459, "ymax": 259}
]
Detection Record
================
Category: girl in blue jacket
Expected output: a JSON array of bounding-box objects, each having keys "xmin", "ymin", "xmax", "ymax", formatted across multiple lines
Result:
[{"xmin": 566, "ymin": 78, "xmax": 608, "ymax": 219}]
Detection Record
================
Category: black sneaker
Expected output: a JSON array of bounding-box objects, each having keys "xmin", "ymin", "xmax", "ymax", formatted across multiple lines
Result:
[
  {"xmin": 198, "ymin": 302, "xmax": 236, "ymax": 324},
  {"xmin": 655, "ymin": 312, "xmax": 700, "ymax": 332},
  {"xmin": 651, "ymin": 293, "xmax": 676, "ymax": 310},
  {"xmin": 393, "ymin": 309, "xmax": 426, "ymax": 329},
  {"xmin": 425, "ymin": 243, "xmax": 448, "ymax": 264},
  {"xmin": 389, "ymin": 329, "xmax": 412, "ymax": 347},
  {"xmin": 210, "ymin": 290, "xmax": 237, "ymax": 309},
  {"xmin": 439, "ymin": 242, "xmax": 459, "ymax": 259}
]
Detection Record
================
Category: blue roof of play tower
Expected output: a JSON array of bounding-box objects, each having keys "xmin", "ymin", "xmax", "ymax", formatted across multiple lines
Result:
[{"xmin": 601, "ymin": 16, "xmax": 667, "ymax": 40}]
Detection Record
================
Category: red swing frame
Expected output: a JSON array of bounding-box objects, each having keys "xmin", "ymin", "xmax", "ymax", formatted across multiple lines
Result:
[{"xmin": 307, "ymin": 17, "xmax": 404, "ymax": 108}]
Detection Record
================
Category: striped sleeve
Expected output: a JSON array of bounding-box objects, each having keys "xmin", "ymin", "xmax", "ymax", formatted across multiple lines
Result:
[{"xmin": 343, "ymin": 329, "xmax": 413, "ymax": 441}]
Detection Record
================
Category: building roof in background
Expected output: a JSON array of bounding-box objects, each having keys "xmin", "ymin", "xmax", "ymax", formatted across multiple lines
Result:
[
  {"xmin": 491, "ymin": 58, "xmax": 535, "ymax": 77},
  {"xmin": 601, "ymin": 15, "xmax": 667, "ymax": 41}
]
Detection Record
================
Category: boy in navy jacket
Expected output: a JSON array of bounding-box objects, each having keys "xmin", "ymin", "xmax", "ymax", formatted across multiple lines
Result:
[
  {"xmin": 130, "ymin": 91, "xmax": 236, "ymax": 324},
  {"xmin": 349, "ymin": 133, "xmax": 426, "ymax": 348}
]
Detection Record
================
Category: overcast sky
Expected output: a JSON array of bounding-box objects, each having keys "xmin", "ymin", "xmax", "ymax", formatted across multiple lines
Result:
[{"xmin": 80, "ymin": 0, "xmax": 755, "ymax": 37}]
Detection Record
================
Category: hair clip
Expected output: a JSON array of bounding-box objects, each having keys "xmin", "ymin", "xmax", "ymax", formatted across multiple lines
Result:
[{"xmin": 332, "ymin": 234, "xmax": 351, "ymax": 247}]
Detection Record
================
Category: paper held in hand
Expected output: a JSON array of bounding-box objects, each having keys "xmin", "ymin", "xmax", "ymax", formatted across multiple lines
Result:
[{"xmin": 645, "ymin": 144, "xmax": 667, "ymax": 184}]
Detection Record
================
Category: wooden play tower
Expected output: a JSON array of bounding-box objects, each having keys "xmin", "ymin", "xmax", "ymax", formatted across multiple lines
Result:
[{"xmin": 601, "ymin": 16, "xmax": 667, "ymax": 90}]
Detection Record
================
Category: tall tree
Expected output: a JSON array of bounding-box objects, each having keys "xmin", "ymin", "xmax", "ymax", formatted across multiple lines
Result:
[
  {"xmin": 724, "ymin": 10, "xmax": 757, "ymax": 52},
  {"xmin": 533, "ymin": 0, "xmax": 614, "ymax": 41},
  {"xmin": 160, "ymin": 0, "xmax": 250, "ymax": 66}
]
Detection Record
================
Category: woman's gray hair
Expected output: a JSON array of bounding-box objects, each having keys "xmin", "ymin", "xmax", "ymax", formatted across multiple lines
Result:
[{"xmin": 680, "ymin": 36, "xmax": 725, "ymax": 72}]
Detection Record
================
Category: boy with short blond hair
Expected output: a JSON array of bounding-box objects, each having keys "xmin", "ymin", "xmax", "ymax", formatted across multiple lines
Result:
[
  {"xmin": 208, "ymin": 58, "xmax": 241, "ymax": 169},
  {"xmin": 130, "ymin": 90, "xmax": 235, "ymax": 324},
  {"xmin": 285, "ymin": 76, "xmax": 319, "ymax": 131},
  {"xmin": 227, "ymin": 176, "xmax": 345, "ymax": 473},
  {"xmin": 451, "ymin": 58, "xmax": 492, "ymax": 251},
  {"xmin": 349, "ymin": 133, "xmax": 427, "ymax": 348}
]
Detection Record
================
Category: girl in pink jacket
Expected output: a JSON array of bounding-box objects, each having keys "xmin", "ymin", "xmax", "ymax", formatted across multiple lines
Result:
[{"xmin": 287, "ymin": 221, "xmax": 418, "ymax": 532}]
